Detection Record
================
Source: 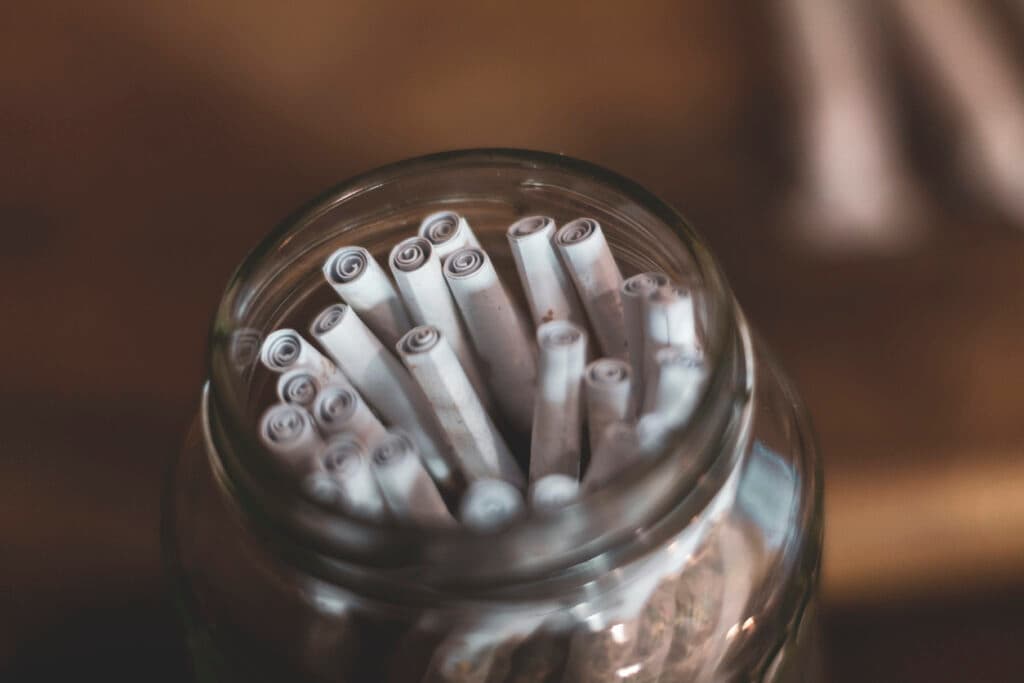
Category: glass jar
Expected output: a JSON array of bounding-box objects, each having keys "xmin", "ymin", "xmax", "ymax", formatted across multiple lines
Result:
[{"xmin": 162, "ymin": 149, "xmax": 823, "ymax": 683}]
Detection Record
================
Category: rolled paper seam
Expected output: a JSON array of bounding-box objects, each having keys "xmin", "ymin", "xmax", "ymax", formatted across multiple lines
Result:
[
  {"xmin": 584, "ymin": 358, "xmax": 634, "ymax": 454},
  {"xmin": 259, "ymin": 403, "xmax": 325, "ymax": 478},
  {"xmin": 311, "ymin": 383, "xmax": 388, "ymax": 450},
  {"xmin": 276, "ymin": 367, "xmax": 322, "ymax": 409},
  {"xmin": 507, "ymin": 215, "xmax": 588, "ymax": 328},
  {"xmin": 260, "ymin": 328, "xmax": 340, "ymax": 383},
  {"xmin": 529, "ymin": 320, "xmax": 587, "ymax": 482},
  {"xmin": 641, "ymin": 346, "xmax": 708, "ymax": 435},
  {"xmin": 459, "ymin": 479, "xmax": 526, "ymax": 532},
  {"xmin": 311, "ymin": 303, "xmax": 453, "ymax": 485},
  {"xmin": 397, "ymin": 326, "xmax": 523, "ymax": 486},
  {"xmin": 370, "ymin": 431, "xmax": 455, "ymax": 526},
  {"xmin": 316, "ymin": 434, "xmax": 389, "ymax": 521},
  {"xmin": 528, "ymin": 474, "xmax": 581, "ymax": 512},
  {"xmin": 621, "ymin": 272, "xmax": 670, "ymax": 399},
  {"xmin": 388, "ymin": 236, "xmax": 492, "ymax": 407},
  {"xmin": 419, "ymin": 210, "xmax": 481, "ymax": 260},
  {"xmin": 443, "ymin": 246, "xmax": 537, "ymax": 435},
  {"xmin": 556, "ymin": 218, "xmax": 627, "ymax": 359},
  {"xmin": 581, "ymin": 421, "xmax": 641, "ymax": 493},
  {"xmin": 322, "ymin": 246, "xmax": 411, "ymax": 349}
]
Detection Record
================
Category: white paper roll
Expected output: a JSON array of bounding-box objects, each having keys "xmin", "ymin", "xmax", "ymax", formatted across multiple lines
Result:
[
  {"xmin": 388, "ymin": 236, "xmax": 491, "ymax": 406},
  {"xmin": 310, "ymin": 303, "xmax": 453, "ymax": 485},
  {"xmin": 582, "ymin": 420, "xmax": 641, "ymax": 493},
  {"xmin": 418, "ymin": 210, "xmax": 482, "ymax": 261},
  {"xmin": 259, "ymin": 328, "xmax": 339, "ymax": 383},
  {"xmin": 621, "ymin": 272, "xmax": 670, "ymax": 398},
  {"xmin": 643, "ymin": 284, "xmax": 699, "ymax": 354},
  {"xmin": 322, "ymin": 246, "xmax": 411, "ymax": 349},
  {"xmin": 641, "ymin": 346, "xmax": 708, "ymax": 447},
  {"xmin": 584, "ymin": 358, "xmax": 634, "ymax": 455},
  {"xmin": 556, "ymin": 218, "xmax": 627, "ymax": 359},
  {"xmin": 308, "ymin": 434, "xmax": 389, "ymax": 522},
  {"xmin": 276, "ymin": 368, "xmax": 322, "ymax": 409},
  {"xmin": 370, "ymin": 431, "xmax": 455, "ymax": 526},
  {"xmin": 258, "ymin": 403, "xmax": 325, "ymax": 479},
  {"xmin": 443, "ymin": 246, "xmax": 537, "ymax": 434},
  {"xmin": 459, "ymin": 479, "xmax": 525, "ymax": 532},
  {"xmin": 528, "ymin": 474, "xmax": 581, "ymax": 512},
  {"xmin": 507, "ymin": 215, "xmax": 587, "ymax": 328},
  {"xmin": 529, "ymin": 320, "xmax": 588, "ymax": 482},
  {"xmin": 397, "ymin": 326, "xmax": 523, "ymax": 487},
  {"xmin": 311, "ymin": 383, "xmax": 388, "ymax": 449}
]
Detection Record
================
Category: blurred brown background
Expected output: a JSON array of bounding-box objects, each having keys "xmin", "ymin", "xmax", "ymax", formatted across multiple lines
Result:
[{"xmin": 2, "ymin": 1, "xmax": 1023, "ymax": 681}]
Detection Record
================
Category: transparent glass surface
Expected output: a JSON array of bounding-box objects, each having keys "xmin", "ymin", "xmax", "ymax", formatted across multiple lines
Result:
[{"xmin": 162, "ymin": 149, "xmax": 822, "ymax": 682}]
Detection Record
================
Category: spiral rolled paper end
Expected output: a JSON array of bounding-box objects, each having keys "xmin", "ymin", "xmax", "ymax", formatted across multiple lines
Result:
[
  {"xmin": 443, "ymin": 247, "xmax": 487, "ymax": 280},
  {"xmin": 460, "ymin": 479, "xmax": 524, "ymax": 531},
  {"xmin": 278, "ymin": 369, "xmax": 320, "ymax": 408},
  {"xmin": 398, "ymin": 325, "xmax": 442, "ymax": 355},
  {"xmin": 420, "ymin": 211, "xmax": 463, "ymax": 246},
  {"xmin": 507, "ymin": 215, "xmax": 556, "ymax": 239},
  {"xmin": 390, "ymin": 236, "xmax": 433, "ymax": 273},
  {"xmin": 311, "ymin": 304, "xmax": 350, "ymax": 337},
  {"xmin": 322, "ymin": 435, "xmax": 368, "ymax": 478},
  {"xmin": 371, "ymin": 431, "xmax": 418, "ymax": 469},
  {"xmin": 622, "ymin": 271, "xmax": 670, "ymax": 299},
  {"xmin": 556, "ymin": 217, "xmax": 601, "ymax": 246},
  {"xmin": 314, "ymin": 385, "xmax": 359, "ymax": 428},
  {"xmin": 260, "ymin": 403, "xmax": 312, "ymax": 447},
  {"xmin": 260, "ymin": 329, "xmax": 305, "ymax": 372},
  {"xmin": 585, "ymin": 358, "xmax": 631, "ymax": 387},
  {"xmin": 324, "ymin": 246, "xmax": 370, "ymax": 285},
  {"xmin": 537, "ymin": 319, "xmax": 585, "ymax": 351}
]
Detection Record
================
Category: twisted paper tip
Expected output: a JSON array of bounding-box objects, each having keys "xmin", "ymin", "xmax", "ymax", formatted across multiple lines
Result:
[
  {"xmin": 325, "ymin": 247, "xmax": 369, "ymax": 284},
  {"xmin": 556, "ymin": 217, "xmax": 600, "ymax": 246},
  {"xmin": 260, "ymin": 329, "xmax": 303, "ymax": 372},
  {"xmin": 311, "ymin": 303, "xmax": 348, "ymax": 336},
  {"xmin": 443, "ymin": 247, "xmax": 486, "ymax": 278},
  {"xmin": 399, "ymin": 325, "xmax": 441, "ymax": 354},
  {"xmin": 421, "ymin": 211, "xmax": 462, "ymax": 245},
  {"xmin": 586, "ymin": 358, "xmax": 631, "ymax": 385},
  {"xmin": 508, "ymin": 215, "xmax": 555, "ymax": 238},
  {"xmin": 390, "ymin": 236, "xmax": 432, "ymax": 272},
  {"xmin": 314, "ymin": 385, "xmax": 358, "ymax": 426}
]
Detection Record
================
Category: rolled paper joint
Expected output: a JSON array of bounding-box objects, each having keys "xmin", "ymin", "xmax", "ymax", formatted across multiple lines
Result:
[
  {"xmin": 276, "ymin": 367, "xmax": 322, "ymax": 409},
  {"xmin": 370, "ymin": 430, "xmax": 455, "ymax": 526},
  {"xmin": 460, "ymin": 479, "xmax": 526, "ymax": 532},
  {"xmin": 311, "ymin": 303, "xmax": 453, "ymax": 486},
  {"xmin": 529, "ymin": 320, "xmax": 588, "ymax": 482},
  {"xmin": 443, "ymin": 246, "xmax": 537, "ymax": 435},
  {"xmin": 260, "ymin": 328, "xmax": 339, "ymax": 383},
  {"xmin": 259, "ymin": 403, "xmax": 325, "ymax": 478},
  {"xmin": 506, "ymin": 215, "xmax": 587, "ymax": 327},
  {"xmin": 529, "ymin": 474, "xmax": 581, "ymax": 512},
  {"xmin": 419, "ymin": 210, "xmax": 482, "ymax": 260},
  {"xmin": 311, "ymin": 383, "xmax": 388, "ymax": 449},
  {"xmin": 556, "ymin": 217, "xmax": 628, "ymax": 359},
  {"xmin": 621, "ymin": 272, "xmax": 670, "ymax": 397},
  {"xmin": 397, "ymin": 325, "xmax": 523, "ymax": 486},
  {"xmin": 313, "ymin": 434, "xmax": 389, "ymax": 521},
  {"xmin": 322, "ymin": 245, "xmax": 411, "ymax": 349},
  {"xmin": 389, "ymin": 236, "xmax": 491, "ymax": 406},
  {"xmin": 584, "ymin": 357, "xmax": 634, "ymax": 454}
]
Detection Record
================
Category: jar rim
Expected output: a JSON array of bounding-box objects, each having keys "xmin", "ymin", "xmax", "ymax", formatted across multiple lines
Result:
[{"xmin": 204, "ymin": 148, "xmax": 749, "ymax": 597}]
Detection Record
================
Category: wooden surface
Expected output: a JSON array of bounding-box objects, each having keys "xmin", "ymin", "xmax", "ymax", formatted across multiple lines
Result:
[{"xmin": 2, "ymin": 1, "xmax": 1023, "ymax": 680}]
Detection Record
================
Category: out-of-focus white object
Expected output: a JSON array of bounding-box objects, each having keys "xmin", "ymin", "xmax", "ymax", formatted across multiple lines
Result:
[
  {"xmin": 258, "ymin": 403, "xmax": 324, "ymax": 478},
  {"xmin": 528, "ymin": 474, "xmax": 581, "ymax": 512},
  {"xmin": 889, "ymin": 0, "xmax": 1024, "ymax": 222},
  {"xmin": 459, "ymin": 479, "xmax": 526, "ymax": 532},
  {"xmin": 311, "ymin": 383, "xmax": 388, "ymax": 449},
  {"xmin": 779, "ymin": 0, "xmax": 925, "ymax": 252},
  {"xmin": 529, "ymin": 320, "xmax": 588, "ymax": 482},
  {"xmin": 370, "ymin": 430, "xmax": 455, "ymax": 526},
  {"xmin": 276, "ymin": 368, "xmax": 322, "ymax": 409},
  {"xmin": 303, "ymin": 434, "xmax": 390, "ymax": 522},
  {"xmin": 584, "ymin": 358, "xmax": 634, "ymax": 454}
]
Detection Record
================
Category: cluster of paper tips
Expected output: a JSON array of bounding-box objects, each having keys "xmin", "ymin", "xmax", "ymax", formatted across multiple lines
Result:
[{"xmin": 257, "ymin": 211, "xmax": 707, "ymax": 530}]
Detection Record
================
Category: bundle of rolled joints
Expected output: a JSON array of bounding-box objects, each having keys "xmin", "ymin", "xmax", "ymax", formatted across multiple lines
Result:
[{"xmin": 257, "ymin": 211, "xmax": 707, "ymax": 530}]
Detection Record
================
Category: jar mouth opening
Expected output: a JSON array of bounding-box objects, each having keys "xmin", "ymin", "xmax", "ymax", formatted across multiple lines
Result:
[{"xmin": 205, "ymin": 148, "xmax": 745, "ymax": 591}]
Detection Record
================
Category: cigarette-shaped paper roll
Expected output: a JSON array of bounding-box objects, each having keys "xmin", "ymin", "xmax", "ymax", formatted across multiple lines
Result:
[
  {"xmin": 506, "ymin": 215, "xmax": 587, "ymax": 328},
  {"xmin": 643, "ymin": 284, "xmax": 700, "ymax": 355},
  {"xmin": 276, "ymin": 367, "xmax": 322, "ymax": 409},
  {"xmin": 584, "ymin": 358, "xmax": 634, "ymax": 454},
  {"xmin": 370, "ymin": 431, "xmax": 454, "ymax": 526},
  {"xmin": 529, "ymin": 320, "xmax": 587, "ymax": 482},
  {"xmin": 311, "ymin": 304, "xmax": 453, "ymax": 484},
  {"xmin": 556, "ymin": 218, "xmax": 627, "ymax": 359},
  {"xmin": 443, "ymin": 247, "xmax": 537, "ymax": 434},
  {"xmin": 582, "ymin": 421, "xmax": 641, "ymax": 493},
  {"xmin": 528, "ymin": 474, "xmax": 580, "ymax": 513},
  {"xmin": 259, "ymin": 403, "xmax": 324, "ymax": 478},
  {"xmin": 302, "ymin": 434, "xmax": 389, "ymax": 522},
  {"xmin": 641, "ymin": 347, "xmax": 708, "ymax": 446},
  {"xmin": 389, "ymin": 236, "xmax": 490, "ymax": 405},
  {"xmin": 311, "ymin": 383, "xmax": 387, "ymax": 449},
  {"xmin": 621, "ymin": 272, "xmax": 669, "ymax": 394},
  {"xmin": 260, "ymin": 328, "xmax": 340, "ymax": 383},
  {"xmin": 418, "ymin": 210, "xmax": 481, "ymax": 261},
  {"xmin": 322, "ymin": 246, "xmax": 411, "ymax": 349},
  {"xmin": 459, "ymin": 479, "xmax": 526, "ymax": 532},
  {"xmin": 397, "ymin": 325, "xmax": 523, "ymax": 486}
]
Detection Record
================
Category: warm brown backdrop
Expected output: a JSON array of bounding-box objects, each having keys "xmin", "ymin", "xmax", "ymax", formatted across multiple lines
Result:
[{"xmin": 2, "ymin": 1, "xmax": 1023, "ymax": 681}]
